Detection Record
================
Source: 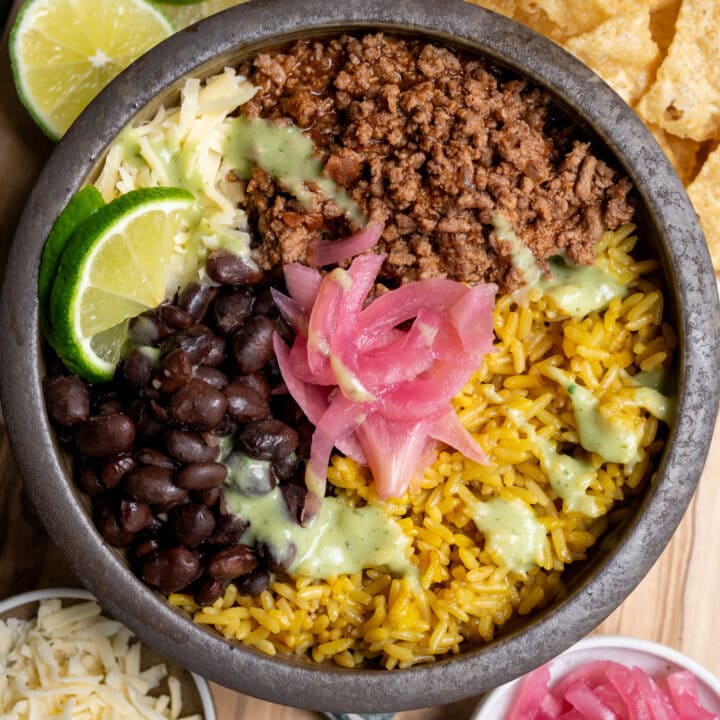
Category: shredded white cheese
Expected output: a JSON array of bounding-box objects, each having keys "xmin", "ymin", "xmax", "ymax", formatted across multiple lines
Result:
[
  {"xmin": 0, "ymin": 599, "xmax": 204, "ymax": 720},
  {"xmin": 94, "ymin": 67, "xmax": 259, "ymax": 292}
]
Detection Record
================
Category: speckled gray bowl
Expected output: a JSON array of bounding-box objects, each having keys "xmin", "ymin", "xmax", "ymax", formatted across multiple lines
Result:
[{"xmin": 1, "ymin": 0, "xmax": 718, "ymax": 713}]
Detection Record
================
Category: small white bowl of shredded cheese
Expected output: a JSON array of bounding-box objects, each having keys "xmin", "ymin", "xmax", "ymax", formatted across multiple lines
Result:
[{"xmin": 0, "ymin": 587, "xmax": 216, "ymax": 720}]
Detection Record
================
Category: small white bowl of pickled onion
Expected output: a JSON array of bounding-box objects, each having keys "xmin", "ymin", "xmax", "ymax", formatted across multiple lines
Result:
[{"xmin": 471, "ymin": 635, "xmax": 720, "ymax": 719}]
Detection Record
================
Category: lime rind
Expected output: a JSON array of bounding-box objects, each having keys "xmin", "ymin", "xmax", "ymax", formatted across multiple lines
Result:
[
  {"xmin": 50, "ymin": 187, "xmax": 195, "ymax": 381},
  {"xmin": 39, "ymin": 186, "xmax": 105, "ymax": 348}
]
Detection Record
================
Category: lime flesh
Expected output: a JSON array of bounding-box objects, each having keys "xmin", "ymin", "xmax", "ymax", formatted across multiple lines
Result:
[
  {"xmin": 49, "ymin": 187, "xmax": 196, "ymax": 381},
  {"xmin": 10, "ymin": 0, "xmax": 174, "ymax": 140}
]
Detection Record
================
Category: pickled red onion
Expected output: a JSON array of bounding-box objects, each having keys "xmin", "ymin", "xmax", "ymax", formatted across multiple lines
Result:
[
  {"xmin": 272, "ymin": 248, "xmax": 496, "ymax": 511},
  {"xmin": 307, "ymin": 220, "xmax": 384, "ymax": 267},
  {"xmin": 507, "ymin": 660, "xmax": 719, "ymax": 720}
]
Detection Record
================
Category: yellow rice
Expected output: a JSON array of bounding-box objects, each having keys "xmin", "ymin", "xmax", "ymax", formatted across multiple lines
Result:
[{"xmin": 169, "ymin": 225, "xmax": 675, "ymax": 669}]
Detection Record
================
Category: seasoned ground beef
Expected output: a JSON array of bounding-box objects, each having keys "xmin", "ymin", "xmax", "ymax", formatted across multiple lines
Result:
[{"xmin": 238, "ymin": 33, "xmax": 634, "ymax": 291}]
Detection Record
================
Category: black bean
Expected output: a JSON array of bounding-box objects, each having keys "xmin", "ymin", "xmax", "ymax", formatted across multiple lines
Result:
[
  {"xmin": 153, "ymin": 349, "xmax": 192, "ymax": 393},
  {"xmin": 224, "ymin": 382, "xmax": 269, "ymax": 423},
  {"xmin": 234, "ymin": 373, "xmax": 271, "ymax": 402},
  {"xmin": 98, "ymin": 511, "xmax": 134, "ymax": 547},
  {"xmin": 123, "ymin": 349, "xmax": 154, "ymax": 387},
  {"xmin": 77, "ymin": 466, "xmax": 104, "ymax": 497},
  {"xmin": 172, "ymin": 503, "xmax": 216, "ymax": 547},
  {"xmin": 176, "ymin": 462, "xmax": 227, "ymax": 490},
  {"xmin": 101, "ymin": 453, "xmax": 137, "ymax": 489},
  {"xmin": 207, "ymin": 414, "xmax": 233, "ymax": 437},
  {"xmin": 165, "ymin": 429, "xmax": 219, "ymax": 464},
  {"xmin": 273, "ymin": 453, "xmax": 300, "ymax": 481},
  {"xmin": 129, "ymin": 400, "xmax": 165, "ymax": 438},
  {"xmin": 178, "ymin": 283, "xmax": 218, "ymax": 322},
  {"xmin": 162, "ymin": 325, "xmax": 214, "ymax": 364},
  {"xmin": 273, "ymin": 315, "xmax": 295, "ymax": 345},
  {"xmin": 235, "ymin": 569, "xmax": 271, "ymax": 597},
  {"xmin": 194, "ymin": 576, "xmax": 227, "ymax": 606},
  {"xmin": 280, "ymin": 482, "xmax": 306, "ymax": 524},
  {"xmin": 207, "ymin": 514, "xmax": 248, "ymax": 544},
  {"xmin": 232, "ymin": 316, "xmax": 275, "ymax": 374},
  {"xmin": 119, "ymin": 499, "xmax": 152, "ymax": 532},
  {"xmin": 225, "ymin": 452, "xmax": 276, "ymax": 495},
  {"xmin": 135, "ymin": 448, "xmax": 176, "ymax": 470},
  {"xmin": 44, "ymin": 375, "xmax": 90, "ymax": 426},
  {"xmin": 133, "ymin": 538, "xmax": 160, "ymax": 559},
  {"xmin": 192, "ymin": 367, "xmax": 228, "ymax": 390},
  {"xmin": 270, "ymin": 393, "xmax": 304, "ymax": 425},
  {"xmin": 257, "ymin": 540, "xmax": 296, "ymax": 572},
  {"xmin": 193, "ymin": 488, "xmax": 220, "ymax": 507},
  {"xmin": 125, "ymin": 466, "xmax": 187, "ymax": 505},
  {"xmin": 238, "ymin": 419, "xmax": 298, "ymax": 461},
  {"xmin": 296, "ymin": 419, "xmax": 314, "ymax": 459},
  {"xmin": 203, "ymin": 334, "xmax": 226, "ymax": 368},
  {"xmin": 76, "ymin": 414, "xmax": 135, "ymax": 458},
  {"xmin": 129, "ymin": 306, "xmax": 193, "ymax": 344},
  {"xmin": 207, "ymin": 545, "xmax": 257, "ymax": 580},
  {"xmin": 169, "ymin": 379, "xmax": 228, "ymax": 430},
  {"xmin": 194, "ymin": 576, "xmax": 227, "ymax": 607},
  {"xmin": 252, "ymin": 287, "xmax": 277, "ymax": 317},
  {"xmin": 142, "ymin": 547, "xmax": 200, "ymax": 594},
  {"xmin": 149, "ymin": 399, "xmax": 169, "ymax": 422},
  {"xmin": 213, "ymin": 289, "xmax": 254, "ymax": 335},
  {"xmin": 97, "ymin": 398, "xmax": 123, "ymax": 415},
  {"xmin": 206, "ymin": 251, "xmax": 264, "ymax": 286}
]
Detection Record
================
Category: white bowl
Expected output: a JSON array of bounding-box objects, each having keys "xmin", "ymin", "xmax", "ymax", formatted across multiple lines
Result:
[
  {"xmin": 472, "ymin": 635, "xmax": 720, "ymax": 719},
  {"xmin": 0, "ymin": 587, "xmax": 216, "ymax": 720}
]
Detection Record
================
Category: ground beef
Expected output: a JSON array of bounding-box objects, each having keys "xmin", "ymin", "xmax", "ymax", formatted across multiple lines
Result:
[{"xmin": 238, "ymin": 33, "xmax": 634, "ymax": 292}]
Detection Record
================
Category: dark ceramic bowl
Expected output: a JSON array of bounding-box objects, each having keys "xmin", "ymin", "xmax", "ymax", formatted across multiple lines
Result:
[{"xmin": 1, "ymin": 0, "xmax": 719, "ymax": 712}]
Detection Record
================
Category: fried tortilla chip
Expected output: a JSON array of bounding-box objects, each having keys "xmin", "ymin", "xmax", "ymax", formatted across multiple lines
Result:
[
  {"xmin": 649, "ymin": 0, "xmax": 682, "ymax": 55},
  {"xmin": 636, "ymin": 0, "xmax": 720, "ymax": 141},
  {"xmin": 516, "ymin": 0, "xmax": 653, "ymax": 38},
  {"xmin": 648, "ymin": 124, "xmax": 703, "ymax": 184},
  {"xmin": 466, "ymin": 0, "xmax": 517, "ymax": 17},
  {"xmin": 687, "ymin": 145, "xmax": 720, "ymax": 272},
  {"xmin": 564, "ymin": 9, "xmax": 660, "ymax": 105}
]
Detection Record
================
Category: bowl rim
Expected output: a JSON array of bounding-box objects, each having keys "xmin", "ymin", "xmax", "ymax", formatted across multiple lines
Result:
[
  {"xmin": 470, "ymin": 635, "xmax": 720, "ymax": 719},
  {"xmin": 0, "ymin": 587, "xmax": 217, "ymax": 720},
  {"xmin": 1, "ymin": 0, "xmax": 719, "ymax": 712}
]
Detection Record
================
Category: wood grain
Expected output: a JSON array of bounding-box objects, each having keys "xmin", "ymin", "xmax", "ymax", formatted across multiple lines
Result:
[{"xmin": 0, "ymin": 4, "xmax": 718, "ymax": 716}]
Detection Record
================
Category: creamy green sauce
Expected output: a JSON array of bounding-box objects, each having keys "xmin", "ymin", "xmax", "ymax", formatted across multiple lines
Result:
[
  {"xmin": 567, "ymin": 383, "xmax": 641, "ymax": 465},
  {"xmin": 493, "ymin": 215, "xmax": 541, "ymax": 287},
  {"xmin": 225, "ymin": 487, "xmax": 414, "ymax": 578},
  {"xmin": 507, "ymin": 409, "xmax": 602, "ymax": 517},
  {"xmin": 224, "ymin": 117, "xmax": 364, "ymax": 225},
  {"xmin": 540, "ymin": 256, "xmax": 627, "ymax": 317},
  {"xmin": 492, "ymin": 215, "xmax": 627, "ymax": 317},
  {"xmin": 472, "ymin": 497, "xmax": 546, "ymax": 574},
  {"xmin": 535, "ymin": 438, "xmax": 602, "ymax": 517}
]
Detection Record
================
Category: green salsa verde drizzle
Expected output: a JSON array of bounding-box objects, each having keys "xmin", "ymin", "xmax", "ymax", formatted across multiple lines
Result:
[
  {"xmin": 223, "ymin": 117, "xmax": 365, "ymax": 226},
  {"xmin": 225, "ymin": 486, "xmax": 415, "ymax": 579},
  {"xmin": 472, "ymin": 497, "xmax": 546, "ymax": 574},
  {"xmin": 492, "ymin": 214, "xmax": 627, "ymax": 316}
]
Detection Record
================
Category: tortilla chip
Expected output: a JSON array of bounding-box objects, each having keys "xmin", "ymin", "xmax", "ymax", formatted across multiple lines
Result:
[
  {"xmin": 649, "ymin": 0, "xmax": 682, "ymax": 55},
  {"xmin": 648, "ymin": 124, "xmax": 703, "ymax": 184},
  {"xmin": 636, "ymin": 0, "xmax": 720, "ymax": 141},
  {"xmin": 516, "ymin": 0, "xmax": 652, "ymax": 38},
  {"xmin": 687, "ymin": 145, "xmax": 720, "ymax": 272},
  {"xmin": 466, "ymin": 0, "xmax": 517, "ymax": 17},
  {"xmin": 564, "ymin": 10, "xmax": 660, "ymax": 105}
]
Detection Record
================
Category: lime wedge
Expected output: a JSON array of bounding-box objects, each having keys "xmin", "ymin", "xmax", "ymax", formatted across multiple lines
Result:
[
  {"xmin": 39, "ymin": 186, "xmax": 105, "ymax": 348},
  {"xmin": 50, "ymin": 187, "xmax": 196, "ymax": 381},
  {"xmin": 154, "ymin": 0, "xmax": 248, "ymax": 29},
  {"xmin": 9, "ymin": 0, "xmax": 174, "ymax": 140}
]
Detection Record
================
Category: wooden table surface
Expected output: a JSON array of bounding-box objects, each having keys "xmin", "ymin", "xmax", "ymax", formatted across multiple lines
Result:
[{"xmin": 1, "ymin": 4, "xmax": 719, "ymax": 717}]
